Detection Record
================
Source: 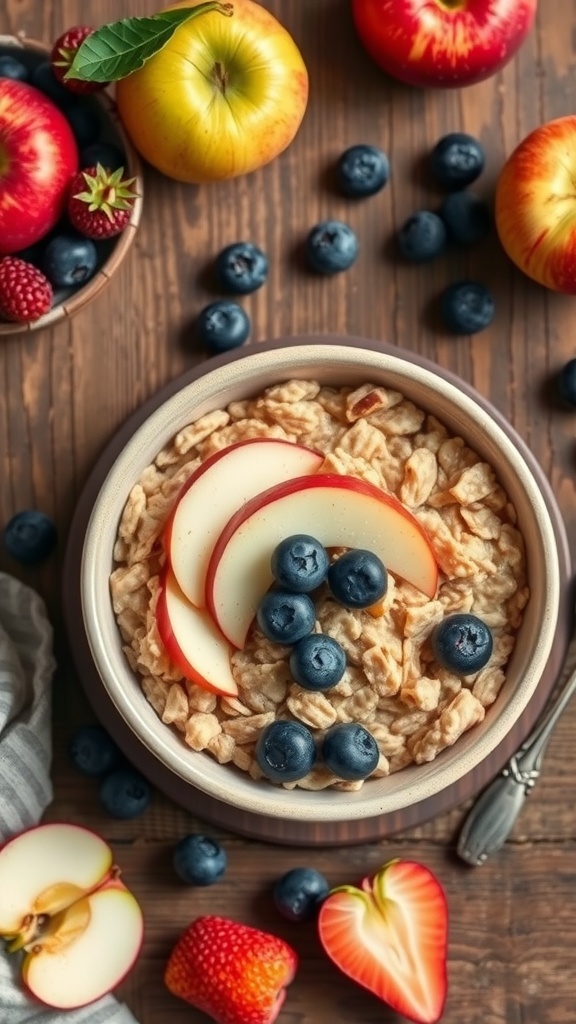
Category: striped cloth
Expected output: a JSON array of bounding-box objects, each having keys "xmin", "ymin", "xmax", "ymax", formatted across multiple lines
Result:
[{"xmin": 0, "ymin": 572, "xmax": 140, "ymax": 1024}]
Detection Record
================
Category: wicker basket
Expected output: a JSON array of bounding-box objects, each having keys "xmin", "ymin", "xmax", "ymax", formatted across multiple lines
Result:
[{"xmin": 0, "ymin": 33, "xmax": 144, "ymax": 336}]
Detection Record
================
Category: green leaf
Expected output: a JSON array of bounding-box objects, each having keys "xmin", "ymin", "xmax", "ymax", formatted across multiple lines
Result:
[{"xmin": 66, "ymin": 2, "xmax": 233, "ymax": 83}]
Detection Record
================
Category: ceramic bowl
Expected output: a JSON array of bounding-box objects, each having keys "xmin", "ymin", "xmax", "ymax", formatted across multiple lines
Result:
[
  {"xmin": 0, "ymin": 34, "xmax": 143, "ymax": 336},
  {"xmin": 75, "ymin": 337, "xmax": 564, "ymax": 825}
]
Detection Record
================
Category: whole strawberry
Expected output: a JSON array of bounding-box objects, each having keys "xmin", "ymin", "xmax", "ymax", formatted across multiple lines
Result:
[
  {"xmin": 164, "ymin": 915, "xmax": 297, "ymax": 1024},
  {"xmin": 68, "ymin": 164, "xmax": 138, "ymax": 240},
  {"xmin": 0, "ymin": 257, "xmax": 53, "ymax": 323},
  {"xmin": 51, "ymin": 26, "xmax": 107, "ymax": 94}
]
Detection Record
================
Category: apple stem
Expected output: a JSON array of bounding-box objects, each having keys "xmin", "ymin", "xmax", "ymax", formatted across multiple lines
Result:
[{"xmin": 212, "ymin": 60, "xmax": 229, "ymax": 95}]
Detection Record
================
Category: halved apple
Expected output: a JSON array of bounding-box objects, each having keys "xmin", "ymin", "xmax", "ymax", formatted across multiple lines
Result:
[
  {"xmin": 206, "ymin": 473, "xmax": 439, "ymax": 649},
  {"xmin": 0, "ymin": 823, "xmax": 143, "ymax": 1009},
  {"xmin": 156, "ymin": 567, "xmax": 238, "ymax": 698},
  {"xmin": 165, "ymin": 438, "xmax": 324, "ymax": 607}
]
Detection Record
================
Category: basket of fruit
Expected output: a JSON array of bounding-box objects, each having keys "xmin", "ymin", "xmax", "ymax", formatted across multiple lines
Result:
[{"xmin": 0, "ymin": 31, "xmax": 143, "ymax": 335}]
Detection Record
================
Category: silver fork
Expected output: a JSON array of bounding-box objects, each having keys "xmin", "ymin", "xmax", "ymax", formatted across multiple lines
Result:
[{"xmin": 457, "ymin": 640, "xmax": 576, "ymax": 866}]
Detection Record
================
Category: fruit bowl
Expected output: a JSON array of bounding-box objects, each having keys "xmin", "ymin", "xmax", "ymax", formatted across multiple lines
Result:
[
  {"xmin": 64, "ymin": 337, "xmax": 571, "ymax": 844},
  {"xmin": 0, "ymin": 34, "xmax": 143, "ymax": 336}
]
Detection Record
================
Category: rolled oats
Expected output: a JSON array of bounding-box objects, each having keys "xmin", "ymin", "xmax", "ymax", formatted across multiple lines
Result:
[{"xmin": 110, "ymin": 379, "xmax": 529, "ymax": 791}]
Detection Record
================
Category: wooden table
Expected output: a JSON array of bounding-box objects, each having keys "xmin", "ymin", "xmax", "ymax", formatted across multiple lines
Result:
[{"xmin": 2, "ymin": 2, "xmax": 576, "ymax": 1021}]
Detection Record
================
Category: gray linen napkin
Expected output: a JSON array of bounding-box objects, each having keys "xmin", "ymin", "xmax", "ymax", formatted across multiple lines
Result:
[{"xmin": 0, "ymin": 572, "xmax": 141, "ymax": 1024}]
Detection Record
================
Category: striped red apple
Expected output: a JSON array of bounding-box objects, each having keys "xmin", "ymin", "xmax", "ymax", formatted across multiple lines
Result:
[
  {"xmin": 495, "ymin": 115, "xmax": 576, "ymax": 294},
  {"xmin": 351, "ymin": 0, "xmax": 536, "ymax": 89}
]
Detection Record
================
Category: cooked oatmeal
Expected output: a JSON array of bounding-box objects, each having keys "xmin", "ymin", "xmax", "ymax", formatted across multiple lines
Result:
[{"xmin": 110, "ymin": 379, "xmax": 529, "ymax": 791}]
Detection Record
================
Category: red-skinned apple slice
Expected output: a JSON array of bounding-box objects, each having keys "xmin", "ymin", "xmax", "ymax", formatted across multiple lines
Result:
[
  {"xmin": 206, "ymin": 473, "xmax": 438, "ymax": 649},
  {"xmin": 165, "ymin": 438, "xmax": 324, "ymax": 607},
  {"xmin": 0, "ymin": 823, "xmax": 143, "ymax": 1010},
  {"xmin": 156, "ymin": 567, "xmax": 238, "ymax": 697},
  {"xmin": 318, "ymin": 859, "xmax": 448, "ymax": 1024}
]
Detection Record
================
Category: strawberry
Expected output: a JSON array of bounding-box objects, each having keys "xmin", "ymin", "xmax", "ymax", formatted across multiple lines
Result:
[
  {"xmin": 0, "ymin": 257, "xmax": 53, "ymax": 323},
  {"xmin": 68, "ymin": 164, "xmax": 138, "ymax": 240},
  {"xmin": 164, "ymin": 915, "xmax": 298, "ymax": 1024},
  {"xmin": 318, "ymin": 859, "xmax": 448, "ymax": 1024},
  {"xmin": 50, "ymin": 26, "xmax": 107, "ymax": 94}
]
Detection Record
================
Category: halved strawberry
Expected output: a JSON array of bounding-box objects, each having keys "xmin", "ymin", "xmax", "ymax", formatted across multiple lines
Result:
[
  {"xmin": 164, "ymin": 915, "xmax": 298, "ymax": 1024},
  {"xmin": 318, "ymin": 859, "xmax": 448, "ymax": 1024}
]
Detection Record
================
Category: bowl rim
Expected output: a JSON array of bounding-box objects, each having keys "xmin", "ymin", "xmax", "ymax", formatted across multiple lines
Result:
[
  {"xmin": 72, "ymin": 336, "xmax": 566, "ymax": 823},
  {"xmin": 0, "ymin": 34, "xmax": 144, "ymax": 336}
]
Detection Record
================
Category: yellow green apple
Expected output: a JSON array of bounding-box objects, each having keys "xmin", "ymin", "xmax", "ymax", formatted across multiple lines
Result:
[{"xmin": 116, "ymin": 0, "xmax": 309, "ymax": 183}]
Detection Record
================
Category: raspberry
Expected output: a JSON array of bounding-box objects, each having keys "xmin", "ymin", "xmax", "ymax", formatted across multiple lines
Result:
[
  {"xmin": 0, "ymin": 257, "xmax": 53, "ymax": 323},
  {"xmin": 50, "ymin": 26, "xmax": 107, "ymax": 94}
]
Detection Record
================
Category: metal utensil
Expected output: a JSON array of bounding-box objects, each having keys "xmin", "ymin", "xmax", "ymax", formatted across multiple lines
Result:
[{"xmin": 457, "ymin": 642, "xmax": 576, "ymax": 866}]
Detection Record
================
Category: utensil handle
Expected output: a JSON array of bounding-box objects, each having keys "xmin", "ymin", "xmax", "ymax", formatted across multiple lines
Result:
[
  {"xmin": 456, "ymin": 756, "xmax": 537, "ymax": 865},
  {"xmin": 457, "ymin": 662, "xmax": 576, "ymax": 866}
]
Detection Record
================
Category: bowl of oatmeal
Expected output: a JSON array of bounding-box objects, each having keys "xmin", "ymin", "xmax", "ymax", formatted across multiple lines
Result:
[{"xmin": 70, "ymin": 336, "xmax": 567, "ymax": 830}]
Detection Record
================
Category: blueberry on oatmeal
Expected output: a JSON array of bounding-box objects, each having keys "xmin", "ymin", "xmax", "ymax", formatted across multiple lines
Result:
[
  {"xmin": 327, "ymin": 549, "xmax": 388, "ymax": 609},
  {"xmin": 321, "ymin": 723, "xmax": 380, "ymax": 781},
  {"xmin": 255, "ymin": 720, "xmax": 317, "ymax": 783},
  {"xmin": 431, "ymin": 612, "xmax": 493, "ymax": 674},
  {"xmin": 271, "ymin": 534, "xmax": 329, "ymax": 592},
  {"xmin": 289, "ymin": 633, "xmax": 346, "ymax": 691},
  {"xmin": 256, "ymin": 589, "xmax": 316, "ymax": 644}
]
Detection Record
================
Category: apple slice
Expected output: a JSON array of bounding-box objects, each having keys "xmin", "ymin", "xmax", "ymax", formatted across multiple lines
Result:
[
  {"xmin": 165, "ymin": 438, "xmax": 324, "ymax": 608},
  {"xmin": 156, "ymin": 567, "xmax": 238, "ymax": 698},
  {"xmin": 206, "ymin": 473, "xmax": 439, "ymax": 649},
  {"xmin": 0, "ymin": 823, "xmax": 143, "ymax": 1010}
]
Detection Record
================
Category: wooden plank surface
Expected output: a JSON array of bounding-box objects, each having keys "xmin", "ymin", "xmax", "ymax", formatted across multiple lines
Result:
[{"xmin": 2, "ymin": 1, "xmax": 576, "ymax": 1022}]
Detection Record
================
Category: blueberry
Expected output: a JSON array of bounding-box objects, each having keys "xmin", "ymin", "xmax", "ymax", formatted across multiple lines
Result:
[
  {"xmin": 271, "ymin": 534, "xmax": 329, "ymax": 592},
  {"xmin": 256, "ymin": 590, "xmax": 316, "ymax": 644},
  {"xmin": 290, "ymin": 634, "xmax": 346, "ymax": 691},
  {"xmin": 30, "ymin": 61, "xmax": 73, "ymax": 106},
  {"xmin": 0, "ymin": 55, "xmax": 29, "ymax": 81},
  {"xmin": 69, "ymin": 724, "xmax": 121, "ymax": 777},
  {"xmin": 558, "ymin": 358, "xmax": 576, "ymax": 407},
  {"xmin": 273, "ymin": 867, "xmax": 330, "ymax": 922},
  {"xmin": 335, "ymin": 144, "xmax": 390, "ymax": 198},
  {"xmin": 215, "ymin": 241, "xmax": 268, "ymax": 295},
  {"xmin": 321, "ymin": 723, "xmax": 380, "ymax": 781},
  {"xmin": 441, "ymin": 281, "xmax": 494, "ymax": 335},
  {"xmin": 305, "ymin": 220, "xmax": 359, "ymax": 274},
  {"xmin": 3, "ymin": 510, "xmax": 57, "ymax": 564},
  {"xmin": 172, "ymin": 834, "xmax": 227, "ymax": 886},
  {"xmin": 255, "ymin": 720, "xmax": 316, "ymax": 783},
  {"xmin": 431, "ymin": 613, "xmax": 493, "ymax": 674},
  {"xmin": 99, "ymin": 768, "xmax": 151, "ymax": 819},
  {"xmin": 398, "ymin": 210, "xmax": 447, "ymax": 262},
  {"xmin": 64, "ymin": 100, "xmax": 102, "ymax": 148},
  {"xmin": 80, "ymin": 142, "xmax": 125, "ymax": 171},
  {"xmin": 41, "ymin": 234, "xmax": 98, "ymax": 288},
  {"xmin": 439, "ymin": 191, "xmax": 491, "ymax": 245},
  {"xmin": 327, "ymin": 549, "xmax": 387, "ymax": 609},
  {"xmin": 430, "ymin": 132, "xmax": 485, "ymax": 190},
  {"xmin": 196, "ymin": 300, "xmax": 250, "ymax": 354}
]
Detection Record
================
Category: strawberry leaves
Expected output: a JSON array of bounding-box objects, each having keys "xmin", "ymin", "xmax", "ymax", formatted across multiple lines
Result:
[
  {"xmin": 318, "ymin": 859, "xmax": 448, "ymax": 1024},
  {"xmin": 65, "ymin": 3, "xmax": 233, "ymax": 83}
]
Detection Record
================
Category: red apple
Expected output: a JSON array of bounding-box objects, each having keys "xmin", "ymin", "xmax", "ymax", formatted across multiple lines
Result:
[
  {"xmin": 0, "ymin": 78, "xmax": 78, "ymax": 255},
  {"xmin": 495, "ymin": 115, "xmax": 576, "ymax": 293},
  {"xmin": 156, "ymin": 567, "xmax": 239, "ymax": 697},
  {"xmin": 351, "ymin": 0, "xmax": 536, "ymax": 89},
  {"xmin": 0, "ymin": 823, "xmax": 143, "ymax": 1009},
  {"xmin": 206, "ymin": 473, "xmax": 439, "ymax": 649},
  {"xmin": 165, "ymin": 438, "xmax": 323, "ymax": 607}
]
